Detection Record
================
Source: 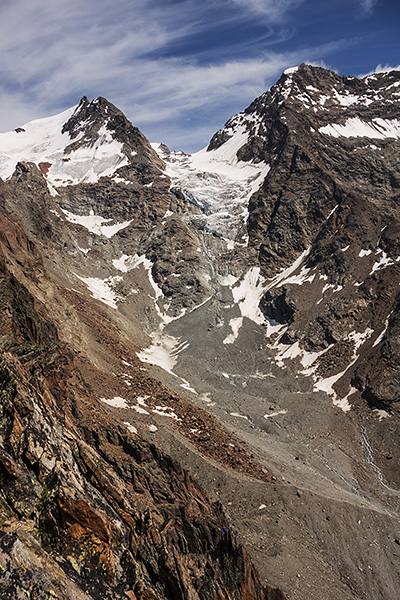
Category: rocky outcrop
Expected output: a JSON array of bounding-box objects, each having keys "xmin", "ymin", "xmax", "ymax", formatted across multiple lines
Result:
[{"xmin": 353, "ymin": 301, "xmax": 400, "ymax": 412}]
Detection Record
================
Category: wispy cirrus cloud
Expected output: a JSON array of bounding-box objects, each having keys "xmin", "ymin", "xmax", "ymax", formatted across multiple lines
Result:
[
  {"xmin": 359, "ymin": 63, "xmax": 400, "ymax": 77},
  {"xmin": 0, "ymin": 0, "xmax": 325, "ymax": 148},
  {"xmin": 229, "ymin": 0, "xmax": 304, "ymax": 21},
  {"xmin": 0, "ymin": 0, "xmax": 392, "ymax": 151},
  {"xmin": 359, "ymin": 0, "xmax": 378, "ymax": 15}
]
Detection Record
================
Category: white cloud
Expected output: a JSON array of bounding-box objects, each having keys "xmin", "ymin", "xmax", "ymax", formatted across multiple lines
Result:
[
  {"xmin": 373, "ymin": 63, "xmax": 400, "ymax": 73},
  {"xmin": 359, "ymin": 0, "xmax": 378, "ymax": 15},
  {"xmin": 0, "ymin": 0, "xmax": 366, "ymax": 151},
  {"xmin": 359, "ymin": 63, "xmax": 400, "ymax": 78},
  {"xmin": 0, "ymin": 43, "xmax": 343, "ymax": 151},
  {"xmin": 230, "ymin": 0, "xmax": 304, "ymax": 21}
]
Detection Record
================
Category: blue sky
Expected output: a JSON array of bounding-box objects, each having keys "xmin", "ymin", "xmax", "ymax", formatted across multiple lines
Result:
[{"xmin": 0, "ymin": 0, "xmax": 398, "ymax": 151}]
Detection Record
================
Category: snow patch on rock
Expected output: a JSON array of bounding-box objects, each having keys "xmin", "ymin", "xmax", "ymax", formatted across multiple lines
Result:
[
  {"xmin": 100, "ymin": 396, "xmax": 129, "ymax": 409},
  {"xmin": 319, "ymin": 117, "xmax": 400, "ymax": 139},
  {"xmin": 74, "ymin": 274, "xmax": 123, "ymax": 309},
  {"xmin": 62, "ymin": 209, "xmax": 133, "ymax": 238}
]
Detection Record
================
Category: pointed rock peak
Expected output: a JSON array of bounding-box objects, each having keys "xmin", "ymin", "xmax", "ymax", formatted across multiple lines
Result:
[
  {"xmin": 61, "ymin": 95, "xmax": 156, "ymax": 159},
  {"xmin": 62, "ymin": 95, "xmax": 127, "ymax": 141},
  {"xmin": 282, "ymin": 62, "xmax": 328, "ymax": 76},
  {"xmin": 0, "ymin": 94, "xmax": 162, "ymax": 185},
  {"xmin": 206, "ymin": 60, "xmax": 400, "ymax": 167},
  {"xmin": 273, "ymin": 62, "xmax": 400, "ymax": 104},
  {"xmin": 207, "ymin": 64, "xmax": 339, "ymax": 155},
  {"xmin": 78, "ymin": 95, "xmax": 90, "ymax": 107},
  {"xmin": 274, "ymin": 63, "xmax": 341, "ymax": 95}
]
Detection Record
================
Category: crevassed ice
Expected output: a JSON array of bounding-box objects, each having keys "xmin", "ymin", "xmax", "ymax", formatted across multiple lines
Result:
[{"xmin": 152, "ymin": 115, "xmax": 270, "ymax": 245}]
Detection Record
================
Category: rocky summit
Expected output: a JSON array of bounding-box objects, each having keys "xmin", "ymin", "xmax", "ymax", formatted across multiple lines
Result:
[{"xmin": 0, "ymin": 64, "xmax": 399, "ymax": 600}]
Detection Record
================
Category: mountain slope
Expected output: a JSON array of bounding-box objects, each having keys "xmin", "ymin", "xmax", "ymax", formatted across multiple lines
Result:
[
  {"xmin": 0, "ymin": 204, "xmax": 285, "ymax": 599},
  {"xmin": 249, "ymin": 65, "xmax": 400, "ymax": 413}
]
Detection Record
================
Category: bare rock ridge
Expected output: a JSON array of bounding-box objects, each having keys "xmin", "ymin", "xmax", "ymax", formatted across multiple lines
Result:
[{"xmin": 0, "ymin": 64, "xmax": 399, "ymax": 600}]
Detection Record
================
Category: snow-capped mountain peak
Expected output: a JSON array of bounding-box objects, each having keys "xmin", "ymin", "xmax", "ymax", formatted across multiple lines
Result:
[{"xmin": 0, "ymin": 97, "xmax": 134, "ymax": 189}]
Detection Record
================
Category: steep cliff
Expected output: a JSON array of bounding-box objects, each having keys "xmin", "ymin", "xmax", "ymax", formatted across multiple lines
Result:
[{"xmin": 206, "ymin": 63, "xmax": 400, "ymax": 413}]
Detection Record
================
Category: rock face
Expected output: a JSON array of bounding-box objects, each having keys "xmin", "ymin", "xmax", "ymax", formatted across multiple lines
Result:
[
  {"xmin": 208, "ymin": 64, "xmax": 400, "ymax": 413},
  {"xmin": 0, "ymin": 66, "xmax": 400, "ymax": 600}
]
